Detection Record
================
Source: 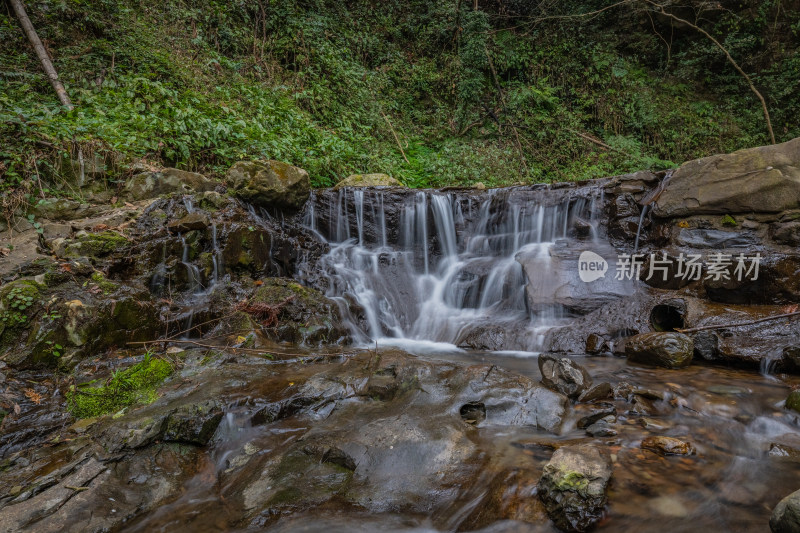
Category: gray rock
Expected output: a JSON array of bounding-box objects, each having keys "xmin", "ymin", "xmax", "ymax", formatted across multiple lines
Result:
[
  {"xmin": 538, "ymin": 353, "xmax": 593, "ymax": 398},
  {"xmin": 538, "ymin": 444, "xmax": 612, "ymax": 532},
  {"xmin": 124, "ymin": 168, "xmax": 216, "ymax": 200},
  {"xmin": 653, "ymin": 137, "xmax": 800, "ymax": 217},
  {"xmin": 676, "ymin": 228, "xmax": 757, "ymax": 248},
  {"xmin": 770, "ymin": 489, "xmax": 800, "ymax": 532},
  {"xmin": 626, "ymin": 332, "xmax": 693, "ymax": 368},
  {"xmin": 226, "ymin": 160, "xmax": 310, "ymax": 211}
]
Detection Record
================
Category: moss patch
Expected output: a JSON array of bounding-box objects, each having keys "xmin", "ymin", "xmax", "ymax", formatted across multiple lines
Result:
[{"xmin": 67, "ymin": 357, "xmax": 173, "ymax": 418}]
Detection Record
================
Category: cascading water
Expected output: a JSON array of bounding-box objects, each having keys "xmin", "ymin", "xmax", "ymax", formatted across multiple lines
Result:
[{"xmin": 304, "ymin": 185, "xmax": 608, "ymax": 351}]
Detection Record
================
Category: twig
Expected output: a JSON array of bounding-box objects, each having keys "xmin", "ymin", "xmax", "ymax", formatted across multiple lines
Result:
[
  {"xmin": 677, "ymin": 311, "xmax": 800, "ymax": 334},
  {"xmin": 381, "ymin": 112, "xmax": 410, "ymax": 163},
  {"xmin": 126, "ymin": 338, "xmax": 354, "ymax": 359}
]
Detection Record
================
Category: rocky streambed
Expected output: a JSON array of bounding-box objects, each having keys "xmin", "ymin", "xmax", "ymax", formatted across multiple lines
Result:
[{"xmin": 2, "ymin": 140, "xmax": 800, "ymax": 531}]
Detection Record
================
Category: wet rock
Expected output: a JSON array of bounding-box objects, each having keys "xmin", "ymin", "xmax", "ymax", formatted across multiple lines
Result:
[
  {"xmin": 58, "ymin": 230, "xmax": 129, "ymax": 259},
  {"xmin": 578, "ymin": 382, "xmax": 613, "ymax": 403},
  {"xmin": 613, "ymin": 381, "xmax": 635, "ymax": 401},
  {"xmin": 769, "ymin": 443, "xmax": 800, "ymax": 459},
  {"xmin": 538, "ymin": 353, "xmax": 593, "ymax": 398},
  {"xmin": 537, "ymin": 444, "xmax": 612, "ymax": 532},
  {"xmin": 640, "ymin": 436, "xmax": 695, "ymax": 456},
  {"xmin": 576, "ymin": 404, "xmax": 616, "ymax": 429},
  {"xmin": 124, "ymin": 168, "xmax": 216, "ymax": 200},
  {"xmin": 693, "ymin": 331, "xmax": 720, "ymax": 361},
  {"xmin": 585, "ymin": 333, "xmax": 606, "ymax": 354},
  {"xmin": 334, "ymin": 173, "xmax": 403, "ymax": 189},
  {"xmin": 162, "ymin": 400, "xmax": 224, "ymax": 445},
  {"xmin": 226, "ymin": 160, "xmax": 310, "ymax": 211},
  {"xmin": 585, "ymin": 421, "xmax": 617, "ymax": 437},
  {"xmin": 770, "ymin": 488, "xmax": 800, "ymax": 533},
  {"xmin": 625, "ymin": 332, "xmax": 693, "ymax": 369},
  {"xmin": 653, "ymin": 137, "xmax": 800, "ymax": 217},
  {"xmin": 167, "ymin": 212, "xmax": 210, "ymax": 233},
  {"xmin": 785, "ymin": 390, "xmax": 800, "ymax": 413}
]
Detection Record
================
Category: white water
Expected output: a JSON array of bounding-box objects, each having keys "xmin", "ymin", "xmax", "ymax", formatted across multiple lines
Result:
[{"xmin": 305, "ymin": 187, "xmax": 606, "ymax": 350}]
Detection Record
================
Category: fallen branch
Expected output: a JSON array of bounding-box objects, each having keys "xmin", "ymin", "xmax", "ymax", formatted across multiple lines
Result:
[
  {"xmin": 9, "ymin": 0, "xmax": 73, "ymax": 109},
  {"xmin": 677, "ymin": 311, "xmax": 800, "ymax": 334},
  {"xmin": 381, "ymin": 111, "xmax": 410, "ymax": 163}
]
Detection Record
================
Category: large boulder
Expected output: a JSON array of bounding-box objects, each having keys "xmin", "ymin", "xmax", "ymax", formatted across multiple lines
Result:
[
  {"xmin": 334, "ymin": 173, "xmax": 403, "ymax": 189},
  {"xmin": 538, "ymin": 444, "xmax": 612, "ymax": 532},
  {"xmin": 124, "ymin": 168, "xmax": 216, "ymax": 200},
  {"xmin": 771, "ymin": 489, "xmax": 800, "ymax": 533},
  {"xmin": 226, "ymin": 160, "xmax": 310, "ymax": 211},
  {"xmin": 625, "ymin": 332, "xmax": 693, "ymax": 368},
  {"xmin": 653, "ymin": 138, "xmax": 800, "ymax": 217}
]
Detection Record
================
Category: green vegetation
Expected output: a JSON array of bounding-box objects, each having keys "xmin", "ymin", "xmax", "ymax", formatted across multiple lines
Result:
[
  {"xmin": 1, "ymin": 0, "xmax": 798, "ymax": 197},
  {"xmin": 0, "ymin": 280, "xmax": 41, "ymax": 329},
  {"xmin": 66, "ymin": 355, "xmax": 173, "ymax": 418}
]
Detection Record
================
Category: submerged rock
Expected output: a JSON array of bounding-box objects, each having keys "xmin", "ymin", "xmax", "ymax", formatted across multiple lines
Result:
[
  {"xmin": 641, "ymin": 436, "xmax": 695, "ymax": 456},
  {"xmin": 334, "ymin": 173, "xmax": 403, "ymax": 189},
  {"xmin": 538, "ymin": 353, "xmax": 593, "ymax": 398},
  {"xmin": 226, "ymin": 160, "xmax": 310, "ymax": 211},
  {"xmin": 625, "ymin": 332, "xmax": 693, "ymax": 369},
  {"xmin": 770, "ymin": 488, "xmax": 800, "ymax": 533},
  {"xmin": 537, "ymin": 444, "xmax": 612, "ymax": 532}
]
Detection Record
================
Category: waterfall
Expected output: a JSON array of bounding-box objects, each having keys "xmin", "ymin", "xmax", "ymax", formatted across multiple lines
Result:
[{"xmin": 304, "ymin": 185, "xmax": 609, "ymax": 351}]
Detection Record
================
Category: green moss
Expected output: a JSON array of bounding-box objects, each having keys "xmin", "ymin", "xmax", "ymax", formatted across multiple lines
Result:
[
  {"xmin": 67, "ymin": 356, "xmax": 173, "ymax": 419},
  {"xmin": 553, "ymin": 470, "xmax": 590, "ymax": 492},
  {"xmin": 721, "ymin": 214, "xmax": 737, "ymax": 227},
  {"xmin": 89, "ymin": 271, "xmax": 119, "ymax": 294}
]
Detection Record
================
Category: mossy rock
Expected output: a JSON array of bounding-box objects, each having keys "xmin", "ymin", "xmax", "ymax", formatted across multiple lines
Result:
[
  {"xmin": 227, "ymin": 278, "xmax": 349, "ymax": 345},
  {"xmin": 62, "ymin": 231, "xmax": 129, "ymax": 259},
  {"xmin": 67, "ymin": 357, "xmax": 173, "ymax": 419},
  {"xmin": 334, "ymin": 173, "xmax": 403, "ymax": 189},
  {"xmin": 786, "ymin": 390, "xmax": 800, "ymax": 413},
  {"xmin": 226, "ymin": 160, "xmax": 310, "ymax": 211}
]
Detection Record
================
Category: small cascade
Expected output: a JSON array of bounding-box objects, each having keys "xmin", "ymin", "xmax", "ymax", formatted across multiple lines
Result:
[
  {"xmin": 633, "ymin": 204, "xmax": 650, "ymax": 252},
  {"xmin": 304, "ymin": 185, "xmax": 610, "ymax": 351},
  {"xmin": 180, "ymin": 234, "xmax": 202, "ymax": 294}
]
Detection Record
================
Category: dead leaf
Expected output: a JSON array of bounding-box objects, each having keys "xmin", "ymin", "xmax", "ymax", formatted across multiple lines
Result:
[
  {"xmin": 91, "ymin": 224, "xmax": 109, "ymax": 232},
  {"xmin": 24, "ymin": 389, "xmax": 43, "ymax": 405},
  {"xmin": 110, "ymin": 196, "xmax": 118, "ymax": 204},
  {"xmin": 13, "ymin": 403, "xmax": 21, "ymax": 415}
]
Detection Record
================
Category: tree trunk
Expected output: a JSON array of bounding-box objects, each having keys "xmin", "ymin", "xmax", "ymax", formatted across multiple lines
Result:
[{"xmin": 9, "ymin": 0, "xmax": 73, "ymax": 109}]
